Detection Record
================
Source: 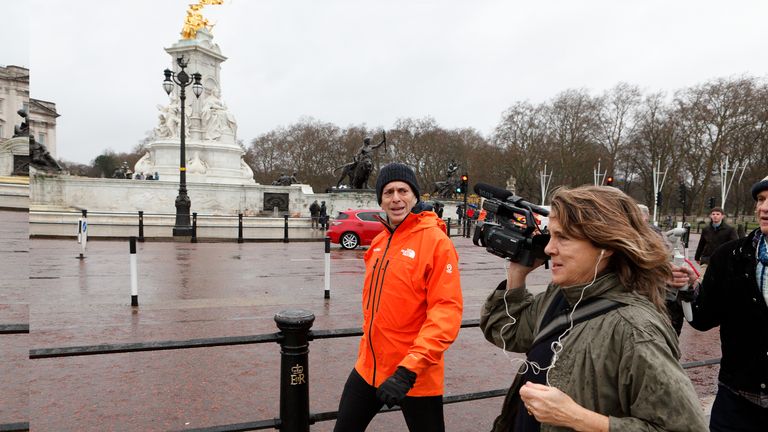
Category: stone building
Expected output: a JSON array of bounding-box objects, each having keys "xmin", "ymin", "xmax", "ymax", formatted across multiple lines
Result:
[{"xmin": 0, "ymin": 65, "xmax": 59, "ymax": 157}]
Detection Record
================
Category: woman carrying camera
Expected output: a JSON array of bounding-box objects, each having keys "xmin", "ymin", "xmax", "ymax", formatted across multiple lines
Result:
[{"xmin": 480, "ymin": 185, "xmax": 706, "ymax": 431}]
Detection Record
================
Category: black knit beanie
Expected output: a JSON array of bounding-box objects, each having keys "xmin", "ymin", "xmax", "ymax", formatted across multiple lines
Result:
[
  {"xmin": 375, "ymin": 163, "xmax": 420, "ymax": 204},
  {"xmin": 751, "ymin": 175, "xmax": 768, "ymax": 200}
]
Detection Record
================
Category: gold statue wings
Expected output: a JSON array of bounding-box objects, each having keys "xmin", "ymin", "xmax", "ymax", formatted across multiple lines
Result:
[{"xmin": 181, "ymin": 0, "xmax": 224, "ymax": 40}]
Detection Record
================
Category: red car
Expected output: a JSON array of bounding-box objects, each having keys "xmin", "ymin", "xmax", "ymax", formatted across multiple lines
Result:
[{"xmin": 326, "ymin": 209, "xmax": 387, "ymax": 249}]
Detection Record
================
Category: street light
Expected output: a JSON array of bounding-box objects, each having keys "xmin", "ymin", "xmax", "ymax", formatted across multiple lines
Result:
[{"xmin": 163, "ymin": 56, "xmax": 203, "ymax": 236}]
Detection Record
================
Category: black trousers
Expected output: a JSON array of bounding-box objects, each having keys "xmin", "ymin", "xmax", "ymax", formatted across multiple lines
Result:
[
  {"xmin": 710, "ymin": 385, "xmax": 768, "ymax": 432},
  {"xmin": 333, "ymin": 369, "xmax": 445, "ymax": 432}
]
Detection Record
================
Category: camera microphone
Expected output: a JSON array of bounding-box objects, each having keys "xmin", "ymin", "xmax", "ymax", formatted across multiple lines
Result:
[
  {"xmin": 474, "ymin": 182, "xmax": 513, "ymax": 201},
  {"xmin": 474, "ymin": 183, "xmax": 549, "ymax": 216}
]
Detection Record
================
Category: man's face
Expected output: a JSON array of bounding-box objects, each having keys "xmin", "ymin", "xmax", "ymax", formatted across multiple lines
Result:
[
  {"xmin": 380, "ymin": 181, "xmax": 417, "ymax": 226},
  {"xmin": 710, "ymin": 211, "xmax": 724, "ymax": 224},
  {"xmin": 756, "ymin": 190, "xmax": 768, "ymax": 235}
]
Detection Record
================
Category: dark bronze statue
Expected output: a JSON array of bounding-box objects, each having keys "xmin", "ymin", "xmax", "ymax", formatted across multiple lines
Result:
[
  {"xmin": 334, "ymin": 132, "xmax": 386, "ymax": 189},
  {"xmin": 29, "ymin": 136, "xmax": 63, "ymax": 172},
  {"xmin": 272, "ymin": 172, "xmax": 299, "ymax": 186},
  {"xmin": 431, "ymin": 160, "xmax": 460, "ymax": 198},
  {"xmin": 13, "ymin": 109, "xmax": 29, "ymax": 137}
]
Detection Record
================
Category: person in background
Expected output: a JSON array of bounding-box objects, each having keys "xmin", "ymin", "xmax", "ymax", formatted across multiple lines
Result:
[
  {"xmin": 677, "ymin": 175, "xmax": 768, "ymax": 431},
  {"xmin": 481, "ymin": 185, "xmax": 707, "ymax": 431},
  {"xmin": 319, "ymin": 201, "xmax": 328, "ymax": 231},
  {"xmin": 334, "ymin": 163, "xmax": 462, "ymax": 432},
  {"xmin": 309, "ymin": 200, "xmax": 320, "ymax": 229},
  {"xmin": 695, "ymin": 206, "xmax": 738, "ymax": 266}
]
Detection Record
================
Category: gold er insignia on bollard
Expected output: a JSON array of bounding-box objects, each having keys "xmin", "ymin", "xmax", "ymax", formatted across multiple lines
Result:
[{"xmin": 290, "ymin": 364, "xmax": 306, "ymax": 385}]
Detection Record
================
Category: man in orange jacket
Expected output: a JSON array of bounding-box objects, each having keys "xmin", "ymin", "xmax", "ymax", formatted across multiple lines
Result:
[{"xmin": 334, "ymin": 163, "xmax": 464, "ymax": 432}]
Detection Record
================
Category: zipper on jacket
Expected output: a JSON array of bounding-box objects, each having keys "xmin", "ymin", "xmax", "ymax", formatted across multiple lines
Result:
[
  {"xmin": 368, "ymin": 233, "xmax": 395, "ymax": 387},
  {"xmin": 365, "ymin": 258, "xmax": 379, "ymax": 310}
]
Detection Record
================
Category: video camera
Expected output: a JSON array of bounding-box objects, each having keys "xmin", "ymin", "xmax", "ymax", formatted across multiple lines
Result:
[{"xmin": 472, "ymin": 183, "xmax": 551, "ymax": 267}]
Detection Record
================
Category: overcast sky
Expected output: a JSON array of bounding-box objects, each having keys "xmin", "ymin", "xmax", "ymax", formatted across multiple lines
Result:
[{"xmin": 2, "ymin": 0, "xmax": 767, "ymax": 164}]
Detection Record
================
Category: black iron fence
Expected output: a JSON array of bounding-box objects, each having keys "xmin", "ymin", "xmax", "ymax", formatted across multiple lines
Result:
[{"xmin": 26, "ymin": 314, "xmax": 720, "ymax": 432}]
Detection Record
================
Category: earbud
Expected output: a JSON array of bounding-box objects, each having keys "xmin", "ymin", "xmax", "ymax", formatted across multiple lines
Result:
[{"xmin": 600, "ymin": 249, "xmax": 605, "ymax": 257}]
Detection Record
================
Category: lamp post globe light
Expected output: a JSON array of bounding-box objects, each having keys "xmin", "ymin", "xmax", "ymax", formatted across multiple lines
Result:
[{"xmin": 163, "ymin": 56, "xmax": 203, "ymax": 236}]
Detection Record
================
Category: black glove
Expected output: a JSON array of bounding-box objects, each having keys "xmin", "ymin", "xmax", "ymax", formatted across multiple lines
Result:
[{"xmin": 376, "ymin": 366, "xmax": 417, "ymax": 408}]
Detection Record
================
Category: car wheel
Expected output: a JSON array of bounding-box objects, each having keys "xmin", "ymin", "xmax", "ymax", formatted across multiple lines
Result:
[{"xmin": 340, "ymin": 232, "xmax": 360, "ymax": 249}]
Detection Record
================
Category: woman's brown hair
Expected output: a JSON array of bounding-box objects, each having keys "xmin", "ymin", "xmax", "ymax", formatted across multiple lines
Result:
[{"xmin": 550, "ymin": 185, "xmax": 670, "ymax": 312}]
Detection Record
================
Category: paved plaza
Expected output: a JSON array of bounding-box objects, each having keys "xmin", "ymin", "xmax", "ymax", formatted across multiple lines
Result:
[{"xmin": 1, "ymin": 210, "xmax": 719, "ymax": 431}]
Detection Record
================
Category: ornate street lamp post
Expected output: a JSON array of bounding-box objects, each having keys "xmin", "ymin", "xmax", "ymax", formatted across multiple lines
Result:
[{"xmin": 163, "ymin": 56, "xmax": 203, "ymax": 236}]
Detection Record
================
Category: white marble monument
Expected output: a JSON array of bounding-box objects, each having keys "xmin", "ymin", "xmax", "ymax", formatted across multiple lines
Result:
[{"xmin": 134, "ymin": 29, "xmax": 255, "ymax": 185}]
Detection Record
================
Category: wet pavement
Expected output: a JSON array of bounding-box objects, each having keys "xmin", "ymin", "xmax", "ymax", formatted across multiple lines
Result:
[{"xmin": 2, "ymin": 209, "xmax": 721, "ymax": 431}]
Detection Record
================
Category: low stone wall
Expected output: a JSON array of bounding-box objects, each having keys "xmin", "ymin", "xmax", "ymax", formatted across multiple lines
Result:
[
  {"xmin": 0, "ymin": 176, "xmax": 29, "ymax": 209},
  {"xmin": 29, "ymin": 173, "xmax": 380, "ymax": 217},
  {"xmin": 29, "ymin": 210, "xmax": 330, "ymax": 240}
]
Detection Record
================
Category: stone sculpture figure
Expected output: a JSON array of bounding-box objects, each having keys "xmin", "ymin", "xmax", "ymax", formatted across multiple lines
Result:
[
  {"xmin": 335, "ymin": 132, "xmax": 386, "ymax": 189},
  {"xmin": 155, "ymin": 93, "xmax": 185, "ymax": 139},
  {"xmin": 201, "ymin": 90, "xmax": 236, "ymax": 140}
]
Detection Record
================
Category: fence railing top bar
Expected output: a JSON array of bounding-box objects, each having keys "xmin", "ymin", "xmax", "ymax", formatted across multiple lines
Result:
[
  {"xmin": 176, "ymin": 418, "xmax": 279, "ymax": 432},
  {"xmin": 29, "ymin": 209, "xmax": 312, "ymax": 219},
  {"xmin": 0, "ymin": 324, "xmax": 29, "ymax": 334},
  {"xmin": 29, "ymin": 333, "xmax": 282, "ymax": 359},
  {"xmin": 0, "ymin": 422, "xmax": 29, "ymax": 432}
]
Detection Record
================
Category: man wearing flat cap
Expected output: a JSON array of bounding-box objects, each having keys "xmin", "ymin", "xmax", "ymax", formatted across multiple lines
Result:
[
  {"xmin": 678, "ymin": 175, "xmax": 768, "ymax": 431},
  {"xmin": 334, "ymin": 163, "xmax": 463, "ymax": 432}
]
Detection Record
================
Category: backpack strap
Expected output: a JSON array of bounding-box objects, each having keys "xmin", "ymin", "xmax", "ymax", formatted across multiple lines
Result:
[{"xmin": 532, "ymin": 298, "xmax": 624, "ymax": 347}]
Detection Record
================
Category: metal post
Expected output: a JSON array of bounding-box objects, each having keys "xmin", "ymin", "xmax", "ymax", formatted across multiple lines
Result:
[
  {"xmin": 324, "ymin": 237, "xmax": 331, "ymax": 299},
  {"xmin": 275, "ymin": 310, "xmax": 315, "ymax": 432},
  {"xmin": 138, "ymin": 211, "xmax": 145, "ymax": 242},
  {"xmin": 77, "ymin": 209, "xmax": 88, "ymax": 260},
  {"xmin": 446, "ymin": 217, "xmax": 452, "ymax": 238},
  {"xmin": 283, "ymin": 214, "xmax": 289, "ymax": 243},
  {"xmin": 129, "ymin": 237, "xmax": 138, "ymax": 307},
  {"xmin": 238, "ymin": 213, "xmax": 244, "ymax": 244},
  {"xmin": 191, "ymin": 212, "xmax": 198, "ymax": 243}
]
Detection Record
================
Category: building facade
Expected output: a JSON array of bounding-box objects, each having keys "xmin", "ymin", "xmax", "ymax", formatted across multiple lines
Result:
[{"xmin": 0, "ymin": 65, "xmax": 59, "ymax": 158}]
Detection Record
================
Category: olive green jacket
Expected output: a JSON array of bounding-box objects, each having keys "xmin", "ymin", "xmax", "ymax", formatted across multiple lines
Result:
[{"xmin": 480, "ymin": 273, "xmax": 707, "ymax": 432}]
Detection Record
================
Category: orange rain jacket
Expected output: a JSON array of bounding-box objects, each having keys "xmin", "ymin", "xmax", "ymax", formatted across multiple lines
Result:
[{"xmin": 354, "ymin": 210, "xmax": 463, "ymax": 396}]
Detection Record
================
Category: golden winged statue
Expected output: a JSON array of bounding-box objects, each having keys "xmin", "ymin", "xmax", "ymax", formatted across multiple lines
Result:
[{"xmin": 180, "ymin": 0, "xmax": 224, "ymax": 40}]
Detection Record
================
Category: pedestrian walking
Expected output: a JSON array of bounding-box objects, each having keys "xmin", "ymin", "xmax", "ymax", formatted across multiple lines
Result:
[
  {"xmin": 319, "ymin": 201, "xmax": 328, "ymax": 230},
  {"xmin": 695, "ymin": 206, "xmax": 738, "ymax": 266},
  {"xmin": 481, "ymin": 185, "xmax": 707, "ymax": 431},
  {"xmin": 333, "ymin": 163, "xmax": 463, "ymax": 432},
  {"xmin": 677, "ymin": 175, "xmax": 768, "ymax": 431},
  {"xmin": 309, "ymin": 200, "xmax": 320, "ymax": 229}
]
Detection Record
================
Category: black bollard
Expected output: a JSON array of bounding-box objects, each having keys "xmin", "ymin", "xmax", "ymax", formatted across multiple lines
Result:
[
  {"xmin": 138, "ymin": 211, "xmax": 145, "ymax": 242},
  {"xmin": 324, "ymin": 237, "xmax": 331, "ymax": 299},
  {"xmin": 191, "ymin": 212, "xmax": 198, "ymax": 243},
  {"xmin": 238, "ymin": 213, "xmax": 244, "ymax": 243},
  {"xmin": 283, "ymin": 214, "xmax": 289, "ymax": 243},
  {"xmin": 275, "ymin": 310, "xmax": 315, "ymax": 432},
  {"xmin": 446, "ymin": 217, "xmax": 452, "ymax": 238}
]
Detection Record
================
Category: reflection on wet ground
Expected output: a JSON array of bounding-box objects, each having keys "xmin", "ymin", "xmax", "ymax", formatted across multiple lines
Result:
[{"xmin": 2, "ymin": 212, "xmax": 721, "ymax": 430}]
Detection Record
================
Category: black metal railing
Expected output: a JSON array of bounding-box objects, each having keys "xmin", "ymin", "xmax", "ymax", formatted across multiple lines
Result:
[{"xmin": 27, "ymin": 316, "xmax": 720, "ymax": 432}]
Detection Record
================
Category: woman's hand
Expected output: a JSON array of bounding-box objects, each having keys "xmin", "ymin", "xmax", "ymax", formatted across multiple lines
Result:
[
  {"xmin": 505, "ymin": 258, "xmax": 544, "ymax": 290},
  {"xmin": 519, "ymin": 382, "xmax": 608, "ymax": 431},
  {"xmin": 669, "ymin": 262, "xmax": 699, "ymax": 288}
]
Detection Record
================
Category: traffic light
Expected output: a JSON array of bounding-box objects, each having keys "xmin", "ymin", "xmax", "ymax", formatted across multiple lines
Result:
[
  {"xmin": 678, "ymin": 183, "xmax": 687, "ymax": 205},
  {"xmin": 605, "ymin": 176, "xmax": 614, "ymax": 186},
  {"xmin": 456, "ymin": 173, "xmax": 469, "ymax": 194},
  {"xmin": 656, "ymin": 192, "xmax": 663, "ymax": 207},
  {"xmin": 707, "ymin": 196, "xmax": 716, "ymax": 209}
]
